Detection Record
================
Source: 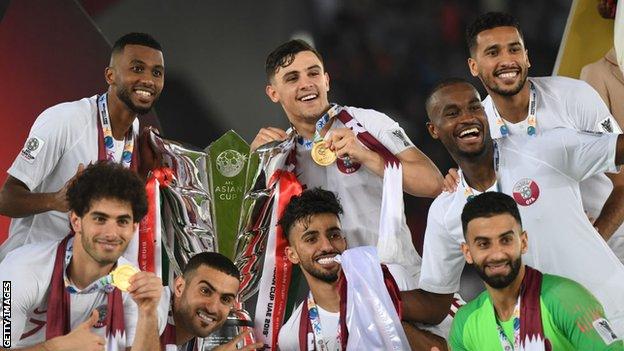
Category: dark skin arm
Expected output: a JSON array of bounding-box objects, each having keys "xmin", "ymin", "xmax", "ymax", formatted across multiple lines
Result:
[
  {"xmin": 402, "ymin": 321, "xmax": 448, "ymax": 351},
  {"xmin": 0, "ymin": 165, "xmax": 81, "ymax": 218},
  {"xmin": 596, "ymin": 135, "xmax": 624, "ymax": 241},
  {"xmin": 400, "ymin": 289, "xmax": 453, "ymax": 325}
]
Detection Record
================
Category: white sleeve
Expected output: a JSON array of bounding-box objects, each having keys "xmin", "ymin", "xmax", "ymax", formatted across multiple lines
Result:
[
  {"xmin": 564, "ymin": 79, "xmax": 622, "ymax": 134},
  {"xmin": 7, "ymin": 107, "xmax": 73, "ymax": 190},
  {"xmin": 347, "ymin": 107, "xmax": 415, "ymax": 155},
  {"xmin": 537, "ymin": 129, "xmax": 619, "ymax": 182},
  {"xmin": 418, "ymin": 199, "xmax": 465, "ymax": 294},
  {"xmin": 0, "ymin": 253, "xmax": 38, "ymax": 343},
  {"xmin": 157, "ymin": 287, "xmax": 171, "ymax": 335}
]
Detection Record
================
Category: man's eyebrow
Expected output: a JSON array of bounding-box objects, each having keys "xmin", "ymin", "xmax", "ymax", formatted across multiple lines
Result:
[{"xmin": 198, "ymin": 280, "xmax": 237, "ymax": 298}]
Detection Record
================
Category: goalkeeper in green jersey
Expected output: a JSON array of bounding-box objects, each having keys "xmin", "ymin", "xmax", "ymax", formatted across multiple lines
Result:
[{"xmin": 449, "ymin": 192, "xmax": 623, "ymax": 350}]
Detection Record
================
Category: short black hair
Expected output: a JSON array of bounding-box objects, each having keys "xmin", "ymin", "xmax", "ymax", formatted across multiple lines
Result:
[
  {"xmin": 466, "ymin": 12, "xmax": 524, "ymax": 56},
  {"xmin": 67, "ymin": 161, "xmax": 148, "ymax": 222},
  {"xmin": 265, "ymin": 39, "xmax": 324, "ymax": 80},
  {"xmin": 461, "ymin": 192, "xmax": 522, "ymax": 237},
  {"xmin": 112, "ymin": 32, "xmax": 162, "ymax": 54},
  {"xmin": 425, "ymin": 77, "xmax": 479, "ymax": 119},
  {"xmin": 279, "ymin": 188, "xmax": 343, "ymax": 242},
  {"xmin": 183, "ymin": 252, "xmax": 240, "ymax": 281}
]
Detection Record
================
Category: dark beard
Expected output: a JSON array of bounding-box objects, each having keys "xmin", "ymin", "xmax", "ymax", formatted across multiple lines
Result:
[
  {"xmin": 301, "ymin": 256, "xmax": 340, "ymax": 283},
  {"xmin": 484, "ymin": 69, "xmax": 528, "ymax": 97},
  {"xmin": 117, "ymin": 86, "xmax": 152, "ymax": 115},
  {"xmin": 474, "ymin": 256, "xmax": 522, "ymax": 289}
]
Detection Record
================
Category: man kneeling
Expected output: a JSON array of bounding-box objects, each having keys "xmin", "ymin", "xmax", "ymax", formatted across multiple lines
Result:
[{"xmin": 451, "ymin": 192, "xmax": 623, "ymax": 350}]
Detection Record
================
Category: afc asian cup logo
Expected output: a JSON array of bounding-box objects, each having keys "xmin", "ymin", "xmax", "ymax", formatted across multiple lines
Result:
[
  {"xmin": 512, "ymin": 178, "xmax": 540, "ymax": 206},
  {"xmin": 26, "ymin": 137, "xmax": 39, "ymax": 152},
  {"xmin": 215, "ymin": 150, "xmax": 246, "ymax": 178}
]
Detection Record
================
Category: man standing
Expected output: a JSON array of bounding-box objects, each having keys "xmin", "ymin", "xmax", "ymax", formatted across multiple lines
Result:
[
  {"xmin": 0, "ymin": 32, "xmax": 165, "ymax": 260},
  {"xmin": 276, "ymin": 188, "xmax": 452, "ymax": 351},
  {"xmin": 450, "ymin": 192, "xmax": 623, "ymax": 350},
  {"xmin": 407, "ymin": 78, "xmax": 624, "ymax": 334},
  {"xmin": 252, "ymin": 39, "xmax": 443, "ymax": 276},
  {"xmin": 159, "ymin": 252, "xmax": 263, "ymax": 351},
  {"xmin": 465, "ymin": 11, "xmax": 624, "ymax": 259},
  {"xmin": 0, "ymin": 162, "xmax": 162, "ymax": 350}
]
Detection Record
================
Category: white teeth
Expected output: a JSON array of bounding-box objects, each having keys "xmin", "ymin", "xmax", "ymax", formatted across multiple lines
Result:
[
  {"xmin": 198, "ymin": 311, "xmax": 214, "ymax": 323},
  {"xmin": 316, "ymin": 257, "xmax": 335, "ymax": 265},
  {"xmin": 135, "ymin": 90, "xmax": 152, "ymax": 97},
  {"xmin": 497, "ymin": 72, "xmax": 517, "ymax": 79},
  {"xmin": 300, "ymin": 94, "xmax": 317, "ymax": 101},
  {"xmin": 459, "ymin": 128, "xmax": 479, "ymax": 137}
]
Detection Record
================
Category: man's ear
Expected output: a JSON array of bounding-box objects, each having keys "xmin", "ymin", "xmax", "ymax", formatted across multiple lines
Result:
[
  {"xmin": 174, "ymin": 275, "xmax": 186, "ymax": 298},
  {"xmin": 105, "ymin": 66, "xmax": 115, "ymax": 85},
  {"xmin": 426, "ymin": 121, "xmax": 438, "ymax": 139},
  {"xmin": 266, "ymin": 84, "xmax": 280, "ymax": 103},
  {"xmin": 70, "ymin": 211, "xmax": 81, "ymax": 233},
  {"xmin": 468, "ymin": 57, "xmax": 479, "ymax": 77},
  {"xmin": 285, "ymin": 245, "xmax": 300, "ymax": 264},
  {"xmin": 461, "ymin": 242, "xmax": 474, "ymax": 264}
]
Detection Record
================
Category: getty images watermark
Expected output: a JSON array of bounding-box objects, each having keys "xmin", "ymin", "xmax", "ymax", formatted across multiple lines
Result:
[{"xmin": 2, "ymin": 281, "xmax": 10, "ymax": 348}]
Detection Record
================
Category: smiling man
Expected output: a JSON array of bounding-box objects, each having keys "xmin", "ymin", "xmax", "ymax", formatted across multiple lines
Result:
[
  {"xmin": 400, "ymin": 78, "xmax": 624, "ymax": 335},
  {"xmin": 251, "ymin": 39, "xmax": 443, "ymax": 278},
  {"xmin": 158, "ymin": 252, "xmax": 263, "ymax": 351},
  {"xmin": 450, "ymin": 192, "xmax": 623, "ymax": 350},
  {"xmin": 0, "ymin": 162, "xmax": 162, "ymax": 350},
  {"xmin": 0, "ymin": 32, "xmax": 165, "ymax": 261},
  {"xmin": 464, "ymin": 12, "xmax": 624, "ymax": 262}
]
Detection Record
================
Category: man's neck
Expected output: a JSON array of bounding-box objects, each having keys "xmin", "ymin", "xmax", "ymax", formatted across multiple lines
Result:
[
  {"xmin": 489, "ymin": 82, "xmax": 530, "ymax": 124},
  {"xmin": 488, "ymin": 265, "xmax": 526, "ymax": 322},
  {"xmin": 456, "ymin": 145, "xmax": 497, "ymax": 192},
  {"xmin": 308, "ymin": 277, "xmax": 341, "ymax": 313},
  {"xmin": 106, "ymin": 88, "xmax": 137, "ymax": 140},
  {"xmin": 68, "ymin": 250, "xmax": 115, "ymax": 290},
  {"xmin": 289, "ymin": 105, "xmax": 332, "ymax": 140}
]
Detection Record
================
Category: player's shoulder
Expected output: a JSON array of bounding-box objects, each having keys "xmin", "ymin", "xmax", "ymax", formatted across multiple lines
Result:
[
  {"xmin": 343, "ymin": 105, "xmax": 397, "ymax": 126},
  {"xmin": 36, "ymin": 95, "xmax": 97, "ymax": 125},
  {"xmin": 455, "ymin": 290, "xmax": 490, "ymax": 321},
  {"xmin": 540, "ymin": 273, "xmax": 595, "ymax": 301},
  {"xmin": 428, "ymin": 188, "xmax": 462, "ymax": 222},
  {"xmin": 532, "ymin": 76, "xmax": 595, "ymax": 100},
  {"xmin": 2, "ymin": 240, "xmax": 58, "ymax": 265}
]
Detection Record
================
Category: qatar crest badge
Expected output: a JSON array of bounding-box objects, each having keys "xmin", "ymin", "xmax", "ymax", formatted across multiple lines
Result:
[{"xmin": 512, "ymin": 178, "xmax": 540, "ymax": 206}]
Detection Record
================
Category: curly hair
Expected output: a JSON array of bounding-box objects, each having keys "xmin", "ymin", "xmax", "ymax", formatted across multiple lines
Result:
[
  {"xmin": 66, "ymin": 161, "xmax": 148, "ymax": 222},
  {"xmin": 265, "ymin": 39, "xmax": 324, "ymax": 81},
  {"xmin": 465, "ymin": 12, "xmax": 524, "ymax": 56},
  {"xmin": 278, "ymin": 188, "xmax": 343, "ymax": 242}
]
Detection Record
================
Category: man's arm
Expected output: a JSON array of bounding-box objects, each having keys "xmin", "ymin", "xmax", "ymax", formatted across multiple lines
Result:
[
  {"xmin": 594, "ymin": 171, "xmax": 624, "ymax": 241},
  {"xmin": 400, "ymin": 289, "xmax": 453, "ymax": 325},
  {"xmin": 402, "ymin": 321, "xmax": 448, "ymax": 351},
  {"xmin": 0, "ymin": 174, "xmax": 75, "ymax": 218},
  {"xmin": 126, "ymin": 272, "xmax": 162, "ymax": 351},
  {"xmin": 326, "ymin": 128, "xmax": 443, "ymax": 197}
]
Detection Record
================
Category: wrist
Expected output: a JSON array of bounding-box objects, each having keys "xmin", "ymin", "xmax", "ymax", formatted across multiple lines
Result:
[{"xmin": 43, "ymin": 337, "xmax": 62, "ymax": 351}]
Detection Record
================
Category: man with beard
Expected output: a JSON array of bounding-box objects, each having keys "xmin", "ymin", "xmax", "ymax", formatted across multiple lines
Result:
[
  {"xmin": 0, "ymin": 32, "xmax": 165, "ymax": 261},
  {"xmin": 401, "ymin": 78, "xmax": 624, "ymax": 335},
  {"xmin": 251, "ymin": 39, "xmax": 443, "ymax": 279},
  {"xmin": 450, "ymin": 192, "xmax": 623, "ymax": 350},
  {"xmin": 276, "ymin": 188, "xmax": 452, "ymax": 351},
  {"xmin": 463, "ymin": 11, "xmax": 624, "ymax": 262},
  {"xmin": 158, "ymin": 252, "xmax": 263, "ymax": 351},
  {"xmin": 0, "ymin": 162, "xmax": 162, "ymax": 350}
]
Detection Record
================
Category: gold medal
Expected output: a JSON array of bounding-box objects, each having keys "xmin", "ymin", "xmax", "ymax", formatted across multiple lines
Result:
[
  {"xmin": 110, "ymin": 264, "xmax": 139, "ymax": 292},
  {"xmin": 311, "ymin": 141, "xmax": 336, "ymax": 166}
]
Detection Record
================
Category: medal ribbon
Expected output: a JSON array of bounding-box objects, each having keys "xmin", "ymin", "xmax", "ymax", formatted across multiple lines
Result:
[
  {"xmin": 493, "ymin": 81, "xmax": 537, "ymax": 137},
  {"xmin": 297, "ymin": 104, "xmax": 342, "ymax": 150},
  {"xmin": 496, "ymin": 296, "xmax": 521, "ymax": 351},
  {"xmin": 97, "ymin": 93, "xmax": 135, "ymax": 167},
  {"xmin": 307, "ymin": 292, "xmax": 341, "ymax": 351}
]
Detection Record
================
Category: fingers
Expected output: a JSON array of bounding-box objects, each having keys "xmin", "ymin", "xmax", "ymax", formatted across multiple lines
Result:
[
  {"xmin": 81, "ymin": 309, "xmax": 99, "ymax": 328},
  {"xmin": 448, "ymin": 168, "xmax": 460, "ymax": 183},
  {"xmin": 241, "ymin": 341, "xmax": 265, "ymax": 351},
  {"xmin": 251, "ymin": 127, "xmax": 287, "ymax": 151},
  {"xmin": 442, "ymin": 168, "xmax": 460, "ymax": 192},
  {"xmin": 128, "ymin": 272, "xmax": 162, "ymax": 295}
]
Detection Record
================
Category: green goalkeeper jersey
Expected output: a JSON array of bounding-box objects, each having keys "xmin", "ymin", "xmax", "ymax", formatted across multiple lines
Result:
[{"xmin": 449, "ymin": 274, "xmax": 623, "ymax": 350}]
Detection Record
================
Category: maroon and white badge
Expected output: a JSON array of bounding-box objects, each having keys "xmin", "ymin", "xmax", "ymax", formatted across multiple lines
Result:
[{"xmin": 512, "ymin": 178, "xmax": 540, "ymax": 206}]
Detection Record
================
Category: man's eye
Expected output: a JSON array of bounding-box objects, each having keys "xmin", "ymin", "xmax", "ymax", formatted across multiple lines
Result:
[{"xmin": 132, "ymin": 66, "xmax": 144, "ymax": 73}]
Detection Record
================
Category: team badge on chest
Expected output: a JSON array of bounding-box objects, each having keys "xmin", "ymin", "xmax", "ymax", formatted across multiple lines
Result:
[{"xmin": 512, "ymin": 178, "xmax": 540, "ymax": 206}]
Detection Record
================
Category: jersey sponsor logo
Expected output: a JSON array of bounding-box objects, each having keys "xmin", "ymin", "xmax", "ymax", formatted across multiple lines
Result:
[
  {"xmin": 19, "ymin": 136, "xmax": 45, "ymax": 163},
  {"xmin": 592, "ymin": 318, "xmax": 619, "ymax": 345},
  {"xmin": 391, "ymin": 129, "xmax": 412, "ymax": 148},
  {"xmin": 597, "ymin": 116, "xmax": 621, "ymax": 134},
  {"xmin": 512, "ymin": 178, "xmax": 540, "ymax": 206}
]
